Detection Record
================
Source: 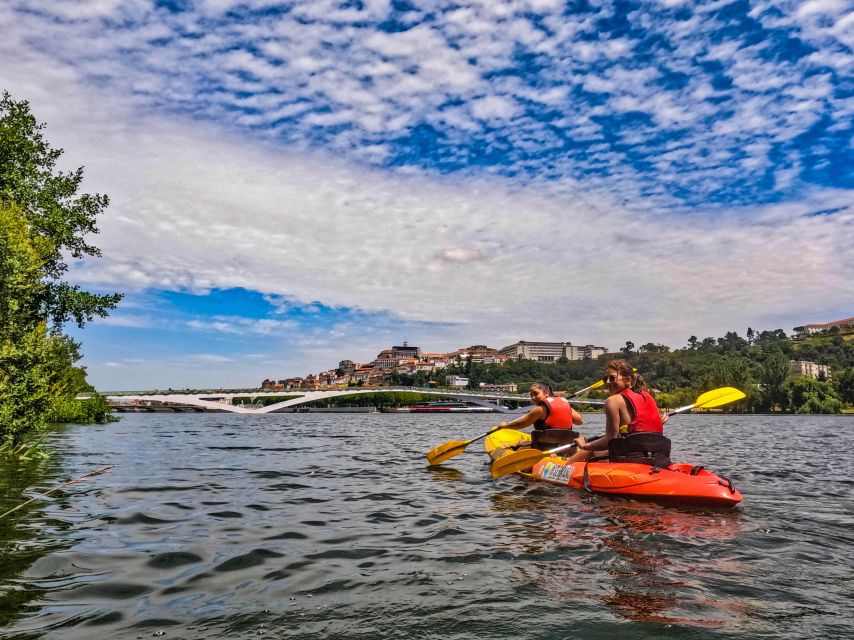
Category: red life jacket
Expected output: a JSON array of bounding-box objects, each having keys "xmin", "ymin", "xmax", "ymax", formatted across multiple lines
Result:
[
  {"xmin": 619, "ymin": 389, "xmax": 663, "ymax": 434},
  {"xmin": 535, "ymin": 396, "xmax": 575, "ymax": 429}
]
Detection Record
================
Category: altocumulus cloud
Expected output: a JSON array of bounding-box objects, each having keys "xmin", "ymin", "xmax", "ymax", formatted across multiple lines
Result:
[{"xmin": 1, "ymin": 0, "xmax": 852, "ymax": 388}]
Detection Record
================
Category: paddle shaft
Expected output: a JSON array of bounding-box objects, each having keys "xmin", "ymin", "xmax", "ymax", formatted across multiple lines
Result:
[
  {"xmin": 467, "ymin": 429, "xmax": 497, "ymax": 446},
  {"xmin": 668, "ymin": 402, "xmax": 698, "ymax": 416},
  {"xmin": 567, "ymin": 380, "xmax": 603, "ymax": 397}
]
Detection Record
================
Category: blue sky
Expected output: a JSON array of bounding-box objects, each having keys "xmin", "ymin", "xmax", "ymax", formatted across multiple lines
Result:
[{"xmin": 1, "ymin": 0, "xmax": 852, "ymax": 390}]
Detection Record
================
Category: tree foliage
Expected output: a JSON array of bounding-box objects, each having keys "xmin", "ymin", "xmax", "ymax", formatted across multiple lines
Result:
[
  {"xmin": 1, "ymin": 91, "xmax": 121, "ymax": 329},
  {"xmin": 1, "ymin": 93, "xmax": 119, "ymax": 445}
]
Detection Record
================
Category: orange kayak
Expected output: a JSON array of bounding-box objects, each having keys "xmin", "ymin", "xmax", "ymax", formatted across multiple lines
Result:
[{"xmin": 485, "ymin": 429, "xmax": 742, "ymax": 508}]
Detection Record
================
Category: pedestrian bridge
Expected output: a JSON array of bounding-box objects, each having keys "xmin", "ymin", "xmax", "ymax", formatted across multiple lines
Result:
[{"xmin": 104, "ymin": 387, "xmax": 605, "ymax": 414}]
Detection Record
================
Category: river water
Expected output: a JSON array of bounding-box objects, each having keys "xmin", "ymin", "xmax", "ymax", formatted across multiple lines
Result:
[{"xmin": 0, "ymin": 413, "xmax": 851, "ymax": 639}]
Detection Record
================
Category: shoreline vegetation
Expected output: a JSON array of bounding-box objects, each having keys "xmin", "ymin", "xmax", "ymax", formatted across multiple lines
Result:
[{"xmin": 1, "ymin": 92, "xmax": 119, "ymax": 456}]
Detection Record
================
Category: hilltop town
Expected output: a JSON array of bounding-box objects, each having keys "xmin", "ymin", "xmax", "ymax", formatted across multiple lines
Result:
[
  {"xmin": 261, "ymin": 340, "xmax": 608, "ymax": 391},
  {"xmin": 258, "ymin": 317, "xmax": 854, "ymax": 413}
]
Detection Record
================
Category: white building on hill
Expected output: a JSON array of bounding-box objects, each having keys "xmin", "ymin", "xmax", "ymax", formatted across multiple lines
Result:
[{"xmin": 498, "ymin": 340, "xmax": 607, "ymax": 362}]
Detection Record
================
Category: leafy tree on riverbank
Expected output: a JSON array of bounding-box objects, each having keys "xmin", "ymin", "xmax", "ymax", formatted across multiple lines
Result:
[{"xmin": 0, "ymin": 93, "xmax": 120, "ymax": 446}]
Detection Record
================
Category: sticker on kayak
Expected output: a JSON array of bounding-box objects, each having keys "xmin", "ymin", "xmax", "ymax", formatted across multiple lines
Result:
[{"xmin": 539, "ymin": 461, "xmax": 574, "ymax": 484}]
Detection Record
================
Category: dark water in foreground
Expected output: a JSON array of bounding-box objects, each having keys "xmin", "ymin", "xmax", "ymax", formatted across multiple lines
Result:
[{"xmin": 0, "ymin": 414, "xmax": 852, "ymax": 639}]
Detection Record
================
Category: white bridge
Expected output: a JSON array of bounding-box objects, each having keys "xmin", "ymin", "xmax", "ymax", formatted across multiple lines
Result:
[{"xmin": 104, "ymin": 387, "xmax": 605, "ymax": 414}]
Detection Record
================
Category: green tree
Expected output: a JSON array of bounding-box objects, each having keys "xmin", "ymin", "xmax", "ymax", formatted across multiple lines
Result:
[
  {"xmin": 760, "ymin": 351, "xmax": 791, "ymax": 411},
  {"xmin": 835, "ymin": 369, "xmax": 854, "ymax": 405},
  {"xmin": 784, "ymin": 376, "xmax": 842, "ymax": 414},
  {"xmin": 1, "ymin": 93, "xmax": 120, "ymax": 444},
  {"xmin": 1, "ymin": 92, "xmax": 121, "ymax": 329}
]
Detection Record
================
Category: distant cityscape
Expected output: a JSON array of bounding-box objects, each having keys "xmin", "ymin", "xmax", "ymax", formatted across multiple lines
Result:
[
  {"xmin": 260, "ymin": 315, "xmax": 854, "ymax": 392},
  {"xmin": 261, "ymin": 340, "xmax": 608, "ymax": 391}
]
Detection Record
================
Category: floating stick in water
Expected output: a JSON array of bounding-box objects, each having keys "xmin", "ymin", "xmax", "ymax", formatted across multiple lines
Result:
[{"xmin": 0, "ymin": 465, "xmax": 117, "ymax": 520}]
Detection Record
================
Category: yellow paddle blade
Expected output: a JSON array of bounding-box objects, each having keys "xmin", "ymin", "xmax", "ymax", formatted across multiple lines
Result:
[
  {"xmin": 590, "ymin": 380, "xmax": 605, "ymax": 390},
  {"xmin": 426, "ymin": 439, "xmax": 471, "ymax": 465},
  {"xmin": 490, "ymin": 449, "xmax": 547, "ymax": 479},
  {"xmin": 694, "ymin": 387, "xmax": 746, "ymax": 409}
]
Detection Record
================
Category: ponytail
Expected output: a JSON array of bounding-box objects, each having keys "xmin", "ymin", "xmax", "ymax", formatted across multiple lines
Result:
[{"xmin": 530, "ymin": 382, "xmax": 554, "ymax": 396}]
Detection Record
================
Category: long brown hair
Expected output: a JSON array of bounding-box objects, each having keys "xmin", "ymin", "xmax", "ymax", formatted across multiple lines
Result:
[{"xmin": 605, "ymin": 359, "xmax": 646, "ymax": 392}]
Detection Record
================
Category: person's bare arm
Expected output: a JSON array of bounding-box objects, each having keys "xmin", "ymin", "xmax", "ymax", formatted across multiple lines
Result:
[
  {"xmin": 499, "ymin": 406, "xmax": 545, "ymax": 430},
  {"xmin": 582, "ymin": 395, "xmax": 622, "ymax": 451}
]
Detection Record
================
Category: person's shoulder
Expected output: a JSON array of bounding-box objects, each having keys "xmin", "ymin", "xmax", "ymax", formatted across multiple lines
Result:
[{"xmin": 604, "ymin": 394, "xmax": 625, "ymax": 408}]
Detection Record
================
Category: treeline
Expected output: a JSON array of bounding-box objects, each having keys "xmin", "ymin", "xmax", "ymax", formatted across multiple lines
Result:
[
  {"xmin": 394, "ymin": 328, "xmax": 854, "ymax": 414},
  {"xmin": 1, "ymin": 92, "xmax": 120, "ymax": 448}
]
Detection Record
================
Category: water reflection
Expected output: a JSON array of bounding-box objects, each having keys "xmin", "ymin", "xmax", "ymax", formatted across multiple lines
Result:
[
  {"xmin": 424, "ymin": 465, "xmax": 465, "ymax": 484},
  {"xmin": 0, "ymin": 454, "xmax": 71, "ymax": 630},
  {"xmin": 490, "ymin": 483, "xmax": 744, "ymax": 626}
]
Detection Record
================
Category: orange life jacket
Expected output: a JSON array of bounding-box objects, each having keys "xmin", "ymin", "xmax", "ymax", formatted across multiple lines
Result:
[
  {"xmin": 619, "ymin": 389, "xmax": 663, "ymax": 434},
  {"xmin": 534, "ymin": 396, "xmax": 575, "ymax": 430}
]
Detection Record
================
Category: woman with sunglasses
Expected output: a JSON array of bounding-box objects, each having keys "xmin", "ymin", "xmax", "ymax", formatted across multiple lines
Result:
[
  {"xmin": 498, "ymin": 383, "xmax": 585, "ymax": 451},
  {"xmin": 567, "ymin": 359, "xmax": 671, "ymax": 466}
]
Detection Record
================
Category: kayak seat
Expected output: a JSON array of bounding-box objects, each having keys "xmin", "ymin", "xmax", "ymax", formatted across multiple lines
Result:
[
  {"xmin": 608, "ymin": 433, "xmax": 672, "ymax": 468},
  {"xmin": 531, "ymin": 429, "xmax": 581, "ymax": 451}
]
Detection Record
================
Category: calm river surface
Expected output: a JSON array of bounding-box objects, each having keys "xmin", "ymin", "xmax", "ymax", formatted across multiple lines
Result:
[{"xmin": 1, "ymin": 414, "xmax": 852, "ymax": 639}]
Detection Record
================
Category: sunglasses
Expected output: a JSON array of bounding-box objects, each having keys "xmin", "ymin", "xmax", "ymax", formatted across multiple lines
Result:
[{"xmin": 602, "ymin": 374, "xmax": 619, "ymax": 384}]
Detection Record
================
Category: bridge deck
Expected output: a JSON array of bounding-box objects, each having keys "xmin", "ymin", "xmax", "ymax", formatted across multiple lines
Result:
[{"xmin": 103, "ymin": 387, "xmax": 605, "ymax": 414}]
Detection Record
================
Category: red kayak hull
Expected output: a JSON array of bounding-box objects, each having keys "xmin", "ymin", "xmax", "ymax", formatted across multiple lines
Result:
[
  {"xmin": 485, "ymin": 429, "xmax": 742, "ymax": 507},
  {"xmin": 531, "ymin": 458, "xmax": 743, "ymax": 507}
]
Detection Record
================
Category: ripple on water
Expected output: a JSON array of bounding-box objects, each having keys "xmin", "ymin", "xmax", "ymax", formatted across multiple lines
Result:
[
  {"xmin": 64, "ymin": 581, "xmax": 153, "ymax": 601},
  {"xmin": 263, "ymin": 531, "xmax": 308, "ymax": 541},
  {"xmin": 147, "ymin": 552, "xmax": 204, "ymax": 569},
  {"xmin": 207, "ymin": 510, "xmax": 243, "ymax": 518},
  {"xmin": 115, "ymin": 513, "xmax": 179, "ymax": 525},
  {"xmin": 213, "ymin": 549, "xmax": 285, "ymax": 573}
]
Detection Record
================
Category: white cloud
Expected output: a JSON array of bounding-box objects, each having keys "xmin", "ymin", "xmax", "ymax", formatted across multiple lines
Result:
[
  {"xmin": 96, "ymin": 314, "xmax": 156, "ymax": 329},
  {"xmin": 190, "ymin": 354, "xmax": 237, "ymax": 363},
  {"xmin": 470, "ymin": 95, "xmax": 520, "ymax": 120},
  {"xmin": 796, "ymin": 0, "xmax": 848, "ymax": 18},
  {"xmin": 187, "ymin": 318, "xmax": 300, "ymax": 336}
]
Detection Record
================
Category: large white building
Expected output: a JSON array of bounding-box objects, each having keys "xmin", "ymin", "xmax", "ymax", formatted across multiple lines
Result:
[
  {"xmin": 498, "ymin": 340, "xmax": 608, "ymax": 362},
  {"xmin": 790, "ymin": 360, "xmax": 831, "ymax": 379}
]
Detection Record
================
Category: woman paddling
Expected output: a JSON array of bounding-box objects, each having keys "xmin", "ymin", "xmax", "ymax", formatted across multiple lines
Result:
[
  {"xmin": 568, "ymin": 360, "xmax": 671, "ymax": 466},
  {"xmin": 499, "ymin": 383, "xmax": 584, "ymax": 451}
]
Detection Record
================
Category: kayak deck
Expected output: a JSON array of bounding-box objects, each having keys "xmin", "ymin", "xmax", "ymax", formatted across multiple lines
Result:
[{"xmin": 485, "ymin": 429, "xmax": 742, "ymax": 508}]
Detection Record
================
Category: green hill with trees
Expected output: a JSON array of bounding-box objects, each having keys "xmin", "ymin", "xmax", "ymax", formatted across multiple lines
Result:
[{"xmin": 395, "ymin": 328, "xmax": 854, "ymax": 414}]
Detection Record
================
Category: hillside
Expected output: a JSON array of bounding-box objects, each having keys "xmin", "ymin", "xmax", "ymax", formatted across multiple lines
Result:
[{"xmin": 406, "ymin": 328, "xmax": 854, "ymax": 414}]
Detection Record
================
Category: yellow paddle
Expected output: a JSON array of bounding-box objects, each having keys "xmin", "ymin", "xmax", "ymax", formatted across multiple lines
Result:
[
  {"xmin": 490, "ymin": 386, "xmax": 747, "ymax": 479},
  {"xmin": 425, "ymin": 380, "xmax": 606, "ymax": 466},
  {"xmin": 426, "ymin": 426, "xmax": 502, "ymax": 465},
  {"xmin": 570, "ymin": 379, "xmax": 605, "ymax": 396}
]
